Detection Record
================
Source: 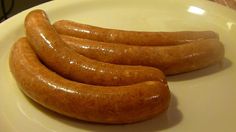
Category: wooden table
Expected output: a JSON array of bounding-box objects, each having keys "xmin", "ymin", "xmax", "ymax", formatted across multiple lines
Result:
[{"xmin": 210, "ymin": 0, "xmax": 236, "ymax": 10}]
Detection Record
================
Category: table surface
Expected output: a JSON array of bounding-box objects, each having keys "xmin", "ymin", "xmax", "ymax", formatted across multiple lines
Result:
[{"xmin": 211, "ymin": 0, "xmax": 236, "ymax": 9}]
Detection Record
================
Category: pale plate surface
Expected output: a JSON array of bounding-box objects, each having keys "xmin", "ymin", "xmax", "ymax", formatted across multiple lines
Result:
[{"xmin": 0, "ymin": 0, "xmax": 236, "ymax": 131}]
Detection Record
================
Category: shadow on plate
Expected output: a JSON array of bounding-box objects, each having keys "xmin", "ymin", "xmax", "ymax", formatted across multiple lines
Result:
[
  {"xmin": 167, "ymin": 58, "xmax": 232, "ymax": 82},
  {"xmin": 24, "ymin": 92, "xmax": 182, "ymax": 132}
]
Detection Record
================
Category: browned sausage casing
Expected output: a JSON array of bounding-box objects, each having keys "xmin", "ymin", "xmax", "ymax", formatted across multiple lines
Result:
[
  {"xmin": 9, "ymin": 37, "xmax": 170, "ymax": 124},
  {"xmin": 25, "ymin": 9, "xmax": 166, "ymax": 86},
  {"xmin": 62, "ymin": 35, "xmax": 225, "ymax": 75},
  {"xmin": 53, "ymin": 20, "xmax": 219, "ymax": 46}
]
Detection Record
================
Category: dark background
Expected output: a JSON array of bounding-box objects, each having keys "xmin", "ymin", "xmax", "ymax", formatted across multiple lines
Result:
[{"xmin": 0, "ymin": 0, "xmax": 51, "ymax": 22}]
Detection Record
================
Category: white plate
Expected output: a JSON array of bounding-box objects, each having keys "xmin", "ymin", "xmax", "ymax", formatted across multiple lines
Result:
[{"xmin": 0, "ymin": 0, "xmax": 236, "ymax": 131}]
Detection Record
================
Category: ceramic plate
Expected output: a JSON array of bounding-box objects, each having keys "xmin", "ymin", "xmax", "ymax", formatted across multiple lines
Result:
[{"xmin": 0, "ymin": 0, "xmax": 236, "ymax": 131}]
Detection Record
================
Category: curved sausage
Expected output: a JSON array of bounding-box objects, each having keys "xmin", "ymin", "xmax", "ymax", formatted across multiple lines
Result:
[
  {"xmin": 61, "ymin": 35, "xmax": 225, "ymax": 75},
  {"xmin": 9, "ymin": 37, "xmax": 170, "ymax": 124},
  {"xmin": 53, "ymin": 20, "xmax": 219, "ymax": 46},
  {"xmin": 25, "ymin": 9, "xmax": 166, "ymax": 86}
]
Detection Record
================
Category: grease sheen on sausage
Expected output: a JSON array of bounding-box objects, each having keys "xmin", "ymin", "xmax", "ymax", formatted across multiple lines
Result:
[
  {"xmin": 25, "ymin": 9, "xmax": 166, "ymax": 86},
  {"xmin": 9, "ymin": 37, "xmax": 170, "ymax": 124},
  {"xmin": 61, "ymin": 35, "xmax": 225, "ymax": 75},
  {"xmin": 53, "ymin": 20, "xmax": 219, "ymax": 46}
]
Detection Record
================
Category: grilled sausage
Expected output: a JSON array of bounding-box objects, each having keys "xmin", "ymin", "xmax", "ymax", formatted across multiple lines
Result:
[
  {"xmin": 9, "ymin": 37, "xmax": 170, "ymax": 124},
  {"xmin": 61, "ymin": 35, "xmax": 225, "ymax": 75},
  {"xmin": 53, "ymin": 20, "xmax": 219, "ymax": 46},
  {"xmin": 25, "ymin": 9, "xmax": 166, "ymax": 86}
]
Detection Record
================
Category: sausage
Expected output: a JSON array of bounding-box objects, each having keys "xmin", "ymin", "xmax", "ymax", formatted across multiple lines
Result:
[
  {"xmin": 53, "ymin": 20, "xmax": 219, "ymax": 46},
  {"xmin": 9, "ymin": 37, "xmax": 170, "ymax": 124},
  {"xmin": 25, "ymin": 9, "xmax": 166, "ymax": 86},
  {"xmin": 61, "ymin": 35, "xmax": 225, "ymax": 75}
]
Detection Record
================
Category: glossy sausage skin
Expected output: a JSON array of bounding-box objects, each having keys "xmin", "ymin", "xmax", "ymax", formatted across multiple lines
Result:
[
  {"xmin": 62, "ymin": 35, "xmax": 225, "ymax": 75},
  {"xmin": 53, "ymin": 20, "xmax": 219, "ymax": 46},
  {"xmin": 25, "ymin": 9, "xmax": 166, "ymax": 86},
  {"xmin": 9, "ymin": 38, "xmax": 170, "ymax": 124}
]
